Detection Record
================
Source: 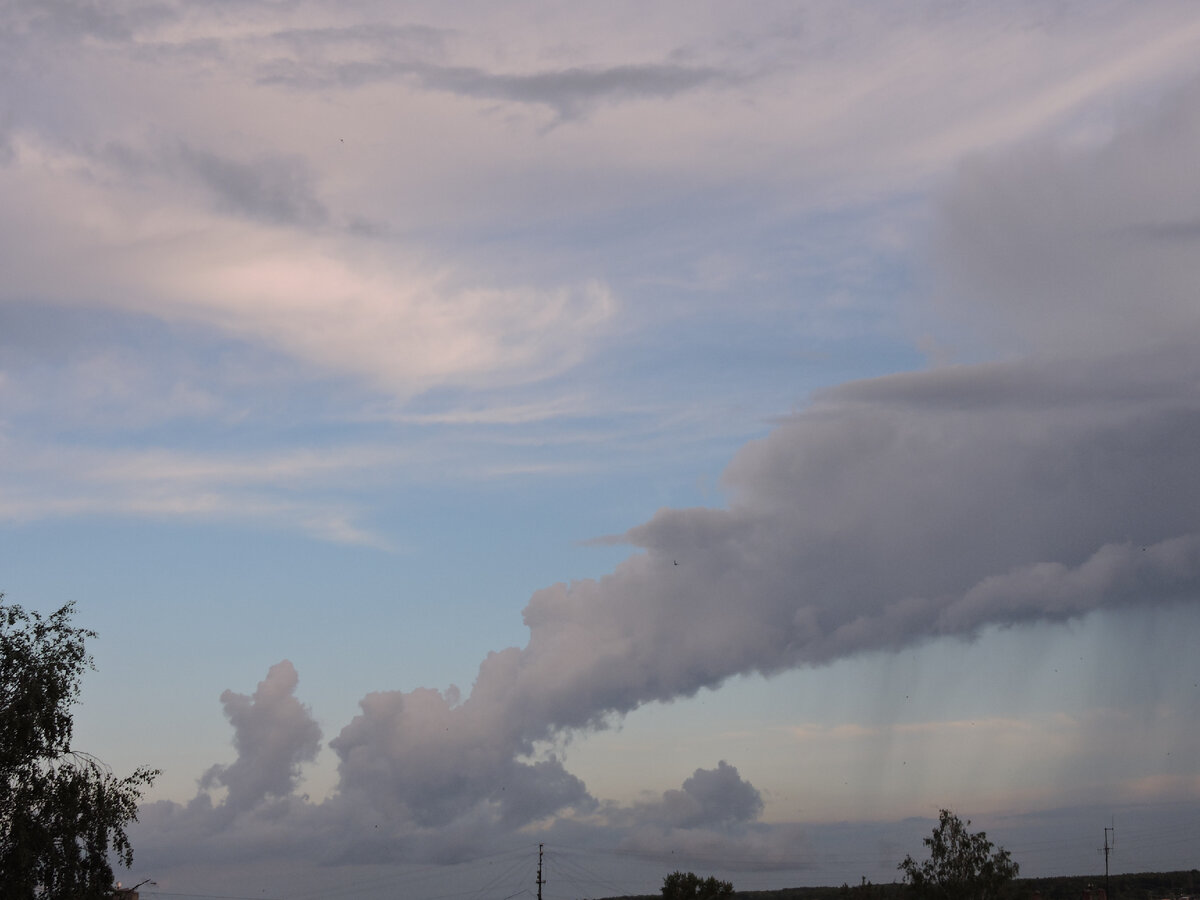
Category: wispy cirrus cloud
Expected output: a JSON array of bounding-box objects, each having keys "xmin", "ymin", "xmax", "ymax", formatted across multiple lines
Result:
[
  {"xmin": 0, "ymin": 441, "xmax": 399, "ymax": 547},
  {"xmin": 0, "ymin": 134, "xmax": 618, "ymax": 399}
]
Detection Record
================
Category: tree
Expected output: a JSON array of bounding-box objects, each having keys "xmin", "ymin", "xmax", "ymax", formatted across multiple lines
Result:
[
  {"xmin": 898, "ymin": 809, "xmax": 1018, "ymax": 900},
  {"xmin": 662, "ymin": 870, "xmax": 735, "ymax": 900},
  {"xmin": 0, "ymin": 597, "xmax": 159, "ymax": 899}
]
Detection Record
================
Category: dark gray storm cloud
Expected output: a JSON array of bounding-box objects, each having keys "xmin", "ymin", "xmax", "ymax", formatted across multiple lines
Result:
[{"xmin": 506, "ymin": 351, "xmax": 1200, "ymax": 713}]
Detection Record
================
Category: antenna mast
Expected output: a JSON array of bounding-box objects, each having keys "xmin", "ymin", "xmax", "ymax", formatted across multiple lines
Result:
[{"xmin": 537, "ymin": 842, "xmax": 545, "ymax": 900}]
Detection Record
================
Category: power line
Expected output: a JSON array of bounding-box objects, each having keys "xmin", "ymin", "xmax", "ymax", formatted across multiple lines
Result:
[
  {"xmin": 288, "ymin": 846, "xmax": 535, "ymax": 900},
  {"xmin": 1102, "ymin": 822, "xmax": 1114, "ymax": 900}
]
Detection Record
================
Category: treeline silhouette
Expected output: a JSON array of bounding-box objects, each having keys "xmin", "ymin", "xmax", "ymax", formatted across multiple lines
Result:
[{"xmin": 602, "ymin": 869, "xmax": 1200, "ymax": 900}]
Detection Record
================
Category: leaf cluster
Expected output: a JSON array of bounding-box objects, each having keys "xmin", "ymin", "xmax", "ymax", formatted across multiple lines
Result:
[
  {"xmin": 898, "ymin": 810, "xmax": 1018, "ymax": 900},
  {"xmin": 0, "ymin": 602, "xmax": 94, "ymax": 771},
  {"xmin": 0, "ymin": 598, "xmax": 159, "ymax": 900}
]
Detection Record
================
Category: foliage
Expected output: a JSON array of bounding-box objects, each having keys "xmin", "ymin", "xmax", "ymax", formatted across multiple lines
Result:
[
  {"xmin": 663, "ymin": 870, "xmax": 735, "ymax": 899},
  {"xmin": 898, "ymin": 809, "xmax": 1018, "ymax": 900},
  {"xmin": 0, "ymin": 597, "xmax": 159, "ymax": 899}
]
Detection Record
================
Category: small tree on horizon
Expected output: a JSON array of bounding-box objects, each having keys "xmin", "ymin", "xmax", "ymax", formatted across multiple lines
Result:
[
  {"xmin": 898, "ymin": 809, "xmax": 1018, "ymax": 900},
  {"xmin": 662, "ymin": 870, "xmax": 735, "ymax": 899}
]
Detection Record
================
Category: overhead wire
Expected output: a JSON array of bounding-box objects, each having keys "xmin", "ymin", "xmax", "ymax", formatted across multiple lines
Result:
[
  {"xmin": 547, "ymin": 846, "xmax": 646, "ymax": 898},
  {"xmin": 287, "ymin": 844, "xmax": 535, "ymax": 900}
]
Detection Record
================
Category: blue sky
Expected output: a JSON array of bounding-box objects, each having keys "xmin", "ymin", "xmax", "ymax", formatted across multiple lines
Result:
[{"xmin": 3, "ymin": 2, "xmax": 1200, "ymax": 898}]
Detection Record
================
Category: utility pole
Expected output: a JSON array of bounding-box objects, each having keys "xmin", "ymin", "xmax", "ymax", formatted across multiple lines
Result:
[
  {"xmin": 537, "ymin": 842, "xmax": 545, "ymax": 900},
  {"xmin": 1102, "ymin": 824, "xmax": 1114, "ymax": 900}
]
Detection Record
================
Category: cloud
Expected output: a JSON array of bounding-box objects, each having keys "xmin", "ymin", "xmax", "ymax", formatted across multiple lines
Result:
[
  {"xmin": 640, "ymin": 761, "xmax": 764, "ymax": 829},
  {"xmin": 199, "ymin": 660, "xmax": 322, "ymax": 814},
  {"xmin": 171, "ymin": 144, "xmax": 328, "ymax": 227},
  {"xmin": 9, "ymin": 0, "xmax": 176, "ymax": 44},
  {"xmin": 329, "ymin": 683, "xmax": 595, "ymax": 830},
  {"xmin": 52, "ymin": 3, "xmax": 1200, "ymax": 884},
  {"xmin": 138, "ymin": 334, "xmax": 1200, "ymax": 862},
  {"xmin": 141, "ymin": 688, "xmax": 777, "ymax": 872},
  {"xmin": 133, "ymin": 284, "xmax": 1200, "ymax": 865},
  {"xmin": 404, "ymin": 61, "xmax": 731, "ymax": 122},
  {"xmin": 0, "ymin": 135, "xmax": 618, "ymax": 398},
  {"xmin": 261, "ymin": 57, "xmax": 732, "ymax": 121},
  {"xmin": 254, "ymin": 65, "xmax": 1200, "ymax": 856},
  {"xmin": 938, "ymin": 536, "xmax": 1200, "ymax": 633},
  {"xmin": 933, "ymin": 77, "xmax": 1200, "ymax": 355},
  {"xmin": 6, "ymin": 3, "xmax": 1199, "ymax": 430},
  {"xmin": 0, "ymin": 439, "xmax": 401, "ymax": 547},
  {"xmin": 267, "ymin": 22, "xmax": 451, "ymax": 61},
  {"xmin": 503, "ymin": 355, "xmax": 1200, "ymax": 709}
]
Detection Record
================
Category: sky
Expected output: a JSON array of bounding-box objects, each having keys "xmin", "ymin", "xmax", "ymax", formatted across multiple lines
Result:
[{"xmin": 3, "ymin": 1, "xmax": 1200, "ymax": 898}]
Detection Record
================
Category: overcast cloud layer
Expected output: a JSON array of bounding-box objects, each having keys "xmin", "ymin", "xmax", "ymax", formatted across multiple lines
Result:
[{"xmin": 3, "ymin": 2, "xmax": 1200, "ymax": 898}]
